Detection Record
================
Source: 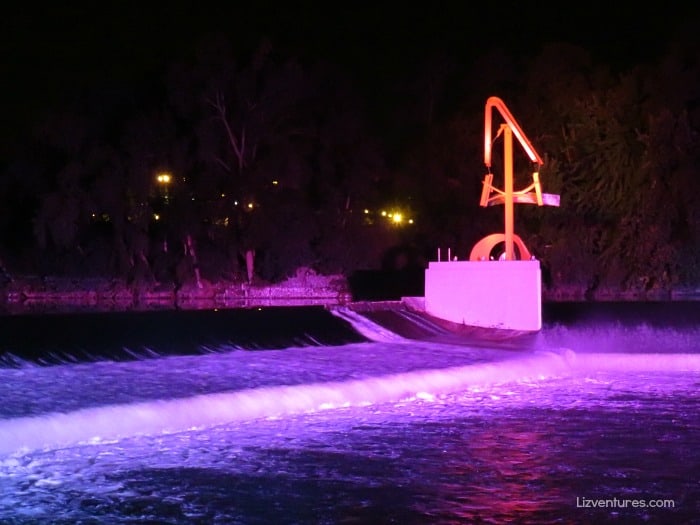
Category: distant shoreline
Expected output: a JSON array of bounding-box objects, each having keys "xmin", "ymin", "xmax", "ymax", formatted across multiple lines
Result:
[
  {"xmin": 0, "ymin": 274, "xmax": 352, "ymax": 314},
  {"xmin": 0, "ymin": 275, "xmax": 697, "ymax": 315}
]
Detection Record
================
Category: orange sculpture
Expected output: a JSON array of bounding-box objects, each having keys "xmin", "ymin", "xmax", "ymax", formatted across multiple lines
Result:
[{"xmin": 469, "ymin": 97, "xmax": 560, "ymax": 262}]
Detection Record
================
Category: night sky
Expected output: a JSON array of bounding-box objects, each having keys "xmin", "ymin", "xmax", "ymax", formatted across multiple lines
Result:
[{"xmin": 2, "ymin": 2, "xmax": 698, "ymax": 157}]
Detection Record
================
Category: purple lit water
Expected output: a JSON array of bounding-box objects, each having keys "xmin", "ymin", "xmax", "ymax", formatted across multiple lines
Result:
[{"xmin": 0, "ymin": 304, "xmax": 699, "ymax": 524}]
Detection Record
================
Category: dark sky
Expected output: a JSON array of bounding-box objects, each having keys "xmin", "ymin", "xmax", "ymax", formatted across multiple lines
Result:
[{"xmin": 2, "ymin": 2, "xmax": 697, "ymax": 156}]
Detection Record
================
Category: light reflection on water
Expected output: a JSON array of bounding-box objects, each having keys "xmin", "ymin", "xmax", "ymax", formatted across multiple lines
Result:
[{"xmin": 0, "ymin": 306, "xmax": 698, "ymax": 524}]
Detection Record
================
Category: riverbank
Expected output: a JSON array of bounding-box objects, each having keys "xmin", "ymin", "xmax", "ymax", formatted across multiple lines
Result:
[
  {"xmin": 541, "ymin": 286, "xmax": 700, "ymax": 302},
  {"xmin": 0, "ymin": 272, "xmax": 352, "ymax": 314},
  {"xmin": 1, "ymin": 273, "xmax": 698, "ymax": 315}
]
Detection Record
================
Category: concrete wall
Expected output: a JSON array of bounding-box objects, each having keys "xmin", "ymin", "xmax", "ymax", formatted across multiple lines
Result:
[{"xmin": 424, "ymin": 260, "xmax": 542, "ymax": 331}]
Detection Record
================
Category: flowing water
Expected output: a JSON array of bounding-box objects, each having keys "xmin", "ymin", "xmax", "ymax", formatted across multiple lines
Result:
[{"xmin": 0, "ymin": 303, "xmax": 698, "ymax": 524}]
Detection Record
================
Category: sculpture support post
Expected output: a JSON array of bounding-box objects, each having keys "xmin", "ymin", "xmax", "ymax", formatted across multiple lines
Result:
[{"xmin": 503, "ymin": 125, "xmax": 514, "ymax": 261}]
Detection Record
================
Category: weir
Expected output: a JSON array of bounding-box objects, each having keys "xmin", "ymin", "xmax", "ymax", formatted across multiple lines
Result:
[
  {"xmin": 0, "ymin": 350, "xmax": 577, "ymax": 456},
  {"xmin": 0, "ymin": 304, "xmax": 698, "ymax": 524},
  {"xmin": 1, "ymin": 306, "xmax": 699, "ymax": 457},
  {"xmin": 2, "ymin": 345, "xmax": 699, "ymax": 457}
]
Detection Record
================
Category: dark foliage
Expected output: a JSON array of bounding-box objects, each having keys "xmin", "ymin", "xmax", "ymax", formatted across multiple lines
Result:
[{"xmin": 1, "ymin": 30, "xmax": 699, "ymax": 294}]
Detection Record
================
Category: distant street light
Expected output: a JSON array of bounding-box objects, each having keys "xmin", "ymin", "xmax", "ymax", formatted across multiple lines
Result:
[
  {"xmin": 155, "ymin": 172, "xmax": 172, "ymax": 203},
  {"xmin": 154, "ymin": 172, "xmax": 173, "ymax": 251}
]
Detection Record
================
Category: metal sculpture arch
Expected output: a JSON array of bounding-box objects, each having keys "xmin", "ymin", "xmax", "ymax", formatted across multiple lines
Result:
[{"xmin": 469, "ymin": 97, "xmax": 560, "ymax": 261}]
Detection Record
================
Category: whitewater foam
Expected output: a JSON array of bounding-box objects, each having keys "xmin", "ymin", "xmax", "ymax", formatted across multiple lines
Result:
[{"xmin": 0, "ymin": 350, "xmax": 576, "ymax": 456}]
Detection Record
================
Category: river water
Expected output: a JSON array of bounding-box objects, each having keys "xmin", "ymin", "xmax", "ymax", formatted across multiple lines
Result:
[{"xmin": 0, "ymin": 302, "xmax": 698, "ymax": 524}]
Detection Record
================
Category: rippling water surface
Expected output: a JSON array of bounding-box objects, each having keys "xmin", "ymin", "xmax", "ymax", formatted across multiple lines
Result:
[{"xmin": 0, "ymin": 303, "xmax": 698, "ymax": 524}]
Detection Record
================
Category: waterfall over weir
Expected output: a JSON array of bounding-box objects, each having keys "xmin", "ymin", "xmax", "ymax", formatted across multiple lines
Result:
[
  {"xmin": 0, "ymin": 349, "xmax": 577, "ymax": 456},
  {"xmin": 1, "ymin": 303, "xmax": 699, "ymax": 457},
  {"xmin": 0, "ymin": 302, "xmax": 699, "ymax": 524}
]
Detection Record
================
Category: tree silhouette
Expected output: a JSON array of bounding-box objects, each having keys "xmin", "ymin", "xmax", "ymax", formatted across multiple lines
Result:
[{"xmin": 2, "ymin": 29, "xmax": 699, "ymax": 297}]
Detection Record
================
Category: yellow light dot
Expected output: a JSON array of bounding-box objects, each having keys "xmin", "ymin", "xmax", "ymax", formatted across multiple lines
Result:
[
  {"xmin": 272, "ymin": 180, "xmax": 279, "ymax": 185},
  {"xmin": 364, "ymin": 209, "xmax": 369, "ymax": 214},
  {"xmin": 392, "ymin": 213, "xmax": 403, "ymax": 223},
  {"xmin": 247, "ymin": 203, "xmax": 254, "ymax": 209},
  {"xmin": 381, "ymin": 211, "xmax": 387, "ymax": 216},
  {"xmin": 154, "ymin": 214, "xmax": 160, "ymax": 221}
]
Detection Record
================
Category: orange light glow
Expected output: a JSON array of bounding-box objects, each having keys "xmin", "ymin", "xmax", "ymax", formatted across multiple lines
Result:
[
  {"xmin": 484, "ymin": 96, "xmax": 543, "ymax": 168},
  {"xmin": 156, "ymin": 173, "xmax": 172, "ymax": 184}
]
